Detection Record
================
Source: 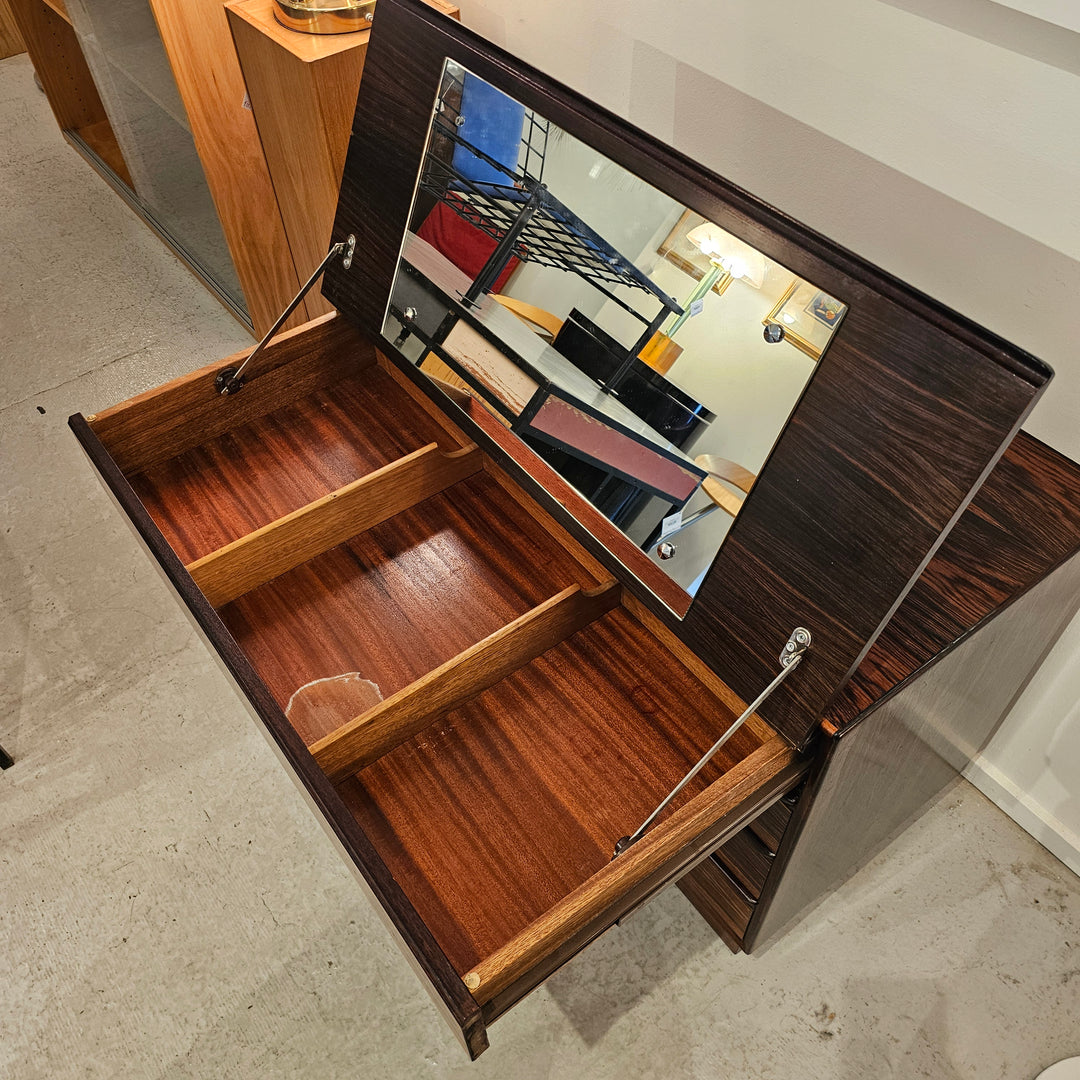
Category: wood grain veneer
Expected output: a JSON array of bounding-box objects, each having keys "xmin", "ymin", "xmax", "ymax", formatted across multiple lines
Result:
[
  {"xmin": 227, "ymin": 0, "xmax": 459, "ymax": 320},
  {"xmin": 323, "ymin": 0, "xmax": 1052, "ymax": 750},
  {"xmin": 123, "ymin": 358, "xmax": 461, "ymax": 561},
  {"xmin": 187, "ymin": 444, "xmax": 482, "ymax": 606},
  {"xmin": 747, "ymin": 792, "xmax": 795, "ymax": 851},
  {"xmin": 69, "ymin": 409, "xmax": 489, "ymax": 1056},
  {"xmin": 825, "ymin": 431, "xmax": 1080, "ymax": 730},
  {"xmin": 311, "ymin": 581, "xmax": 621, "ymax": 779},
  {"xmin": 461, "ymin": 734, "xmax": 798, "ymax": 1008},
  {"xmin": 217, "ymin": 472, "xmax": 604, "ymax": 731},
  {"xmin": 746, "ymin": 540, "xmax": 1080, "ymax": 953},
  {"xmin": 677, "ymin": 856, "xmax": 754, "ymax": 952},
  {"xmin": 714, "ymin": 826, "xmax": 773, "ymax": 897},
  {"xmin": 90, "ymin": 314, "xmax": 360, "ymax": 474},
  {"xmin": 227, "ymin": 0, "xmax": 369, "ymax": 320},
  {"xmin": 0, "ymin": 0, "xmax": 26, "ymax": 58},
  {"xmin": 147, "ymin": 0, "xmax": 302, "ymax": 334},
  {"xmin": 339, "ymin": 605, "xmax": 776, "ymax": 975}
]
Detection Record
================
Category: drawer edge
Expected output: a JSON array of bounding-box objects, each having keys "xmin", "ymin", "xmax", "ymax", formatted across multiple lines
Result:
[
  {"xmin": 68, "ymin": 411, "xmax": 490, "ymax": 1059},
  {"xmin": 479, "ymin": 746, "xmax": 808, "ymax": 1024}
]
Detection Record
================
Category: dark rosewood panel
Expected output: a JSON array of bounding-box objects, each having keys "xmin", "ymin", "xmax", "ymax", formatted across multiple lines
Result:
[
  {"xmin": 748, "ymin": 792, "xmax": 796, "ymax": 852},
  {"xmin": 677, "ymin": 856, "xmax": 754, "ymax": 953},
  {"xmin": 714, "ymin": 827, "xmax": 774, "ymax": 897},
  {"xmin": 827, "ymin": 432, "xmax": 1080, "ymax": 728},
  {"xmin": 324, "ymin": 0, "xmax": 1052, "ymax": 749}
]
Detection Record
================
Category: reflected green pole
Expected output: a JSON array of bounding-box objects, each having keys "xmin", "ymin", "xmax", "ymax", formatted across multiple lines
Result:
[{"xmin": 665, "ymin": 262, "xmax": 726, "ymax": 339}]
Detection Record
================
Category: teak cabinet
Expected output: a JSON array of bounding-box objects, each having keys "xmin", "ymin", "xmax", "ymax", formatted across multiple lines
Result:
[{"xmin": 69, "ymin": 0, "xmax": 1080, "ymax": 1058}]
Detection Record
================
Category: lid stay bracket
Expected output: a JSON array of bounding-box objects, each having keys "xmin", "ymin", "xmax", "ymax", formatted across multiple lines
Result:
[
  {"xmin": 215, "ymin": 234, "xmax": 357, "ymax": 396},
  {"xmin": 613, "ymin": 626, "xmax": 811, "ymax": 859}
]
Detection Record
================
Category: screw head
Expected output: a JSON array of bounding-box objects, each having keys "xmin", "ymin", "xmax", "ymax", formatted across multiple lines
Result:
[{"xmin": 656, "ymin": 542, "xmax": 676, "ymax": 560}]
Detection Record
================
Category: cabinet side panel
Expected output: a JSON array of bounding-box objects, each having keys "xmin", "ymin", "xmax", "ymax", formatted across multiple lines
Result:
[
  {"xmin": 148, "ymin": 0, "xmax": 302, "ymax": 334},
  {"xmin": 1, "ymin": 0, "xmax": 25, "ymax": 58},
  {"xmin": 744, "ymin": 550, "xmax": 1080, "ymax": 951}
]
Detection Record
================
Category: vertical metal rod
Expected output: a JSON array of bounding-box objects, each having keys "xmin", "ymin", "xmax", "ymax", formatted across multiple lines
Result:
[
  {"xmin": 602, "ymin": 301, "xmax": 673, "ymax": 397},
  {"xmin": 613, "ymin": 627, "xmax": 811, "ymax": 858},
  {"xmin": 217, "ymin": 235, "xmax": 355, "ymax": 395},
  {"xmin": 462, "ymin": 184, "xmax": 545, "ymax": 306}
]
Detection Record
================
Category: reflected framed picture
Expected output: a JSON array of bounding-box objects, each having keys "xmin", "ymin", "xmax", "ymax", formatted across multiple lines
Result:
[{"xmin": 764, "ymin": 279, "xmax": 848, "ymax": 360}]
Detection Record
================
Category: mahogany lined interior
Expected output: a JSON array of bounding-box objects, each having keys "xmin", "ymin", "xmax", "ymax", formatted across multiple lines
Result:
[
  {"xmin": 90, "ymin": 327, "xmax": 780, "ymax": 995},
  {"xmin": 129, "ymin": 368, "xmax": 458, "ymax": 563},
  {"xmin": 338, "ymin": 606, "xmax": 760, "ymax": 972},
  {"xmin": 216, "ymin": 473, "xmax": 600, "ymax": 739}
]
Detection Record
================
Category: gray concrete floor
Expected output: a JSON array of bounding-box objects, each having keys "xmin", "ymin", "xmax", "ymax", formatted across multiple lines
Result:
[{"xmin": 1, "ymin": 51, "xmax": 1078, "ymax": 1080}]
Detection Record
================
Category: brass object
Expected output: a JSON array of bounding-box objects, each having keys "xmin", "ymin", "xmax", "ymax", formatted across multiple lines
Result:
[
  {"xmin": 637, "ymin": 330, "xmax": 683, "ymax": 376},
  {"xmin": 272, "ymin": 0, "xmax": 376, "ymax": 35}
]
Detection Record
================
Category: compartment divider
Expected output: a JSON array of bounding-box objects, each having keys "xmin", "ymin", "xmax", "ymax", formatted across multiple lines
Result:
[
  {"xmin": 311, "ymin": 580, "xmax": 622, "ymax": 782},
  {"xmin": 187, "ymin": 443, "xmax": 482, "ymax": 608}
]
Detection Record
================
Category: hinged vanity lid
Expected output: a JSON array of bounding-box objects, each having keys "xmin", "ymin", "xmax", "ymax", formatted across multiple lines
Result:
[{"xmin": 321, "ymin": 0, "xmax": 1052, "ymax": 750}]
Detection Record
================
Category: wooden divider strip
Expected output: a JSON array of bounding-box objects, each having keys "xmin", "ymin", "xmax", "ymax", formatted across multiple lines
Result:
[
  {"xmin": 311, "ymin": 580, "xmax": 621, "ymax": 782},
  {"xmin": 461, "ymin": 733, "xmax": 797, "ymax": 1005},
  {"xmin": 187, "ymin": 443, "xmax": 481, "ymax": 608}
]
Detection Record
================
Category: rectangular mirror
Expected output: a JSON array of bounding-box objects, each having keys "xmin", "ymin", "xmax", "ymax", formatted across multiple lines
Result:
[{"xmin": 381, "ymin": 60, "xmax": 846, "ymax": 611}]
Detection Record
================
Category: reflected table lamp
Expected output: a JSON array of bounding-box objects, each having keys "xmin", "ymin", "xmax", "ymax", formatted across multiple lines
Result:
[{"xmin": 640, "ymin": 221, "xmax": 766, "ymax": 375}]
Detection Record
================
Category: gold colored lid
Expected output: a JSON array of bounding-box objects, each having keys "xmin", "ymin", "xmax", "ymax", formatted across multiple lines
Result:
[{"xmin": 272, "ymin": 0, "xmax": 376, "ymax": 35}]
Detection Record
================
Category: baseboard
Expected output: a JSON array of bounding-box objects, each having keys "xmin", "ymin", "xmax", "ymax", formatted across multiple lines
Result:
[{"xmin": 964, "ymin": 754, "xmax": 1080, "ymax": 878}]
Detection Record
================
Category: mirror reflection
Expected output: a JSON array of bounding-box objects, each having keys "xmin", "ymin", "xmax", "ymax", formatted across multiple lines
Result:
[{"xmin": 382, "ymin": 60, "xmax": 847, "ymax": 604}]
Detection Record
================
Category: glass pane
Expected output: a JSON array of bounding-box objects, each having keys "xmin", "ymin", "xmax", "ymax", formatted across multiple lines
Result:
[{"xmin": 64, "ymin": 0, "xmax": 247, "ymax": 317}]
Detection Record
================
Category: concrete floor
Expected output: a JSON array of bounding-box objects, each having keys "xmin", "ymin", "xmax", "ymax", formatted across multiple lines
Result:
[{"xmin": 1, "ymin": 51, "xmax": 1078, "ymax": 1079}]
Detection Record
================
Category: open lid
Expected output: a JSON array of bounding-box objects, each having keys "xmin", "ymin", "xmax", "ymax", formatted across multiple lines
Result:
[{"xmin": 322, "ymin": 0, "xmax": 1052, "ymax": 750}]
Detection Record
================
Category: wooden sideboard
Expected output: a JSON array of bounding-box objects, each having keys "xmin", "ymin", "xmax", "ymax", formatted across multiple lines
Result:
[
  {"xmin": 66, "ymin": 0, "xmax": 1079, "ymax": 1059},
  {"xmin": 0, "ymin": 0, "xmax": 25, "ymax": 57},
  {"xmin": 8, "ymin": 0, "xmax": 300, "ymax": 334},
  {"xmin": 227, "ymin": 0, "xmax": 459, "ymax": 320}
]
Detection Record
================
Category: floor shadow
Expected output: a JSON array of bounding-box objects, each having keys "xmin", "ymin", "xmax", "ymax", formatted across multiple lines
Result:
[{"xmin": 541, "ymin": 887, "xmax": 727, "ymax": 1047}]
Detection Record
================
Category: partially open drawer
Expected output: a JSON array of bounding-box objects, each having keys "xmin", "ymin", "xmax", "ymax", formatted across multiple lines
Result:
[{"xmin": 70, "ymin": 314, "xmax": 805, "ymax": 1057}]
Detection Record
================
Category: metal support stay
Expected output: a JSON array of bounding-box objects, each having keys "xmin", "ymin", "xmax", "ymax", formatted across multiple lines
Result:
[
  {"xmin": 613, "ymin": 627, "xmax": 812, "ymax": 858},
  {"xmin": 215, "ymin": 234, "xmax": 356, "ymax": 396}
]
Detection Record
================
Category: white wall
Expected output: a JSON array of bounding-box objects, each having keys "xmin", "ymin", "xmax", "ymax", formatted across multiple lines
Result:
[{"xmin": 459, "ymin": 0, "xmax": 1080, "ymax": 873}]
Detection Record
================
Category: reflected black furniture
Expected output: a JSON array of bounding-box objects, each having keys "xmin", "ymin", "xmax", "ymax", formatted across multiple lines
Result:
[{"xmin": 525, "ymin": 308, "xmax": 714, "ymax": 528}]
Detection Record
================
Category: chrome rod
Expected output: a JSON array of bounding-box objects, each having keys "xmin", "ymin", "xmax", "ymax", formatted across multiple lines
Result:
[
  {"xmin": 216, "ymin": 234, "xmax": 356, "ymax": 396},
  {"xmin": 613, "ymin": 627, "xmax": 811, "ymax": 858}
]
